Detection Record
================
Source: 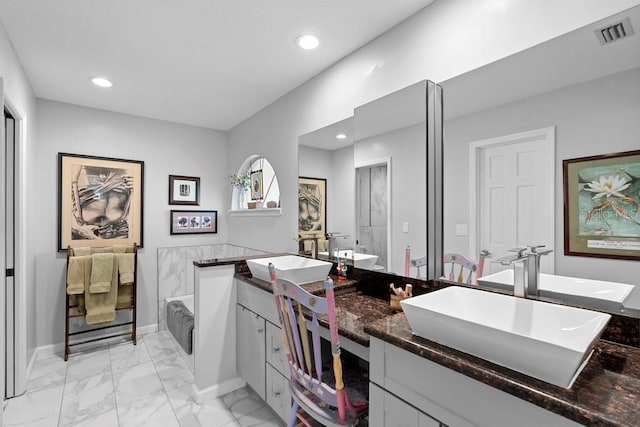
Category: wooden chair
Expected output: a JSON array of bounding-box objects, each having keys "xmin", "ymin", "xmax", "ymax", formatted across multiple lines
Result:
[
  {"xmin": 443, "ymin": 250, "xmax": 490, "ymax": 285},
  {"xmin": 268, "ymin": 263, "xmax": 368, "ymax": 427}
]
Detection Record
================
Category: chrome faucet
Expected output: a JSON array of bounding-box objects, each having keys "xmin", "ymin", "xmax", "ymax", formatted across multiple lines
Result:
[
  {"xmin": 325, "ymin": 232, "xmax": 349, "ymax": 257},
  {"xmin": 497, "ymin": 245, "xmax": 553, "ymax": 298}
]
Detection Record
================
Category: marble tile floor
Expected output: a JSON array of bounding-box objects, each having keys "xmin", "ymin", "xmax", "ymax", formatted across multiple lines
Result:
[{"xmin": 2, "ymin": 330, "xmax": 284, "ymax": 427}]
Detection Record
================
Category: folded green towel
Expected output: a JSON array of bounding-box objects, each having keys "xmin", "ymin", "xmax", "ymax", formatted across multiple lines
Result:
[
  {"xmin": 113, "ymin": 245, "xmax": 129, "ymax": 254},
  {"xmin": 67, "ymin": 256, "xmax": 89, "ymax": 295},
  {"xmin": 117, "ymin": 253, "xmax": 135, "ymax": 285},
  {"xmin": 72, "ymin": 247, "xmax": 92, "ymax": 256},
  {"xmin": 85, "ymin": 256, "xmax": 118, "ymax": 325},
  {"xmin": 90, "ymin": 253, "xmax": 114, "ymax": 293}
]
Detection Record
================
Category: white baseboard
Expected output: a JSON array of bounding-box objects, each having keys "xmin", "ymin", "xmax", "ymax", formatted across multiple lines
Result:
[
  {"xmin": 192, "ymin": 377, "xmax": 246, "ymax": 404},
  {"xmin": 30, "ymin": 323, "xmax": 158, "ymax": 363}
]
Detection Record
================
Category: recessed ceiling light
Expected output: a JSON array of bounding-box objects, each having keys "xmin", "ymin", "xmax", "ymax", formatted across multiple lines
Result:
[
  {"xmin": 336, "ymin": 133, "xmax": 347, "ymax": 140},
  {"xmin": 91, "ymin": 77, "xmax": 114, "ymax": 88},
  {"xmin": 295, "ymin": 34, "xmax": 319, "ymax": 50}
]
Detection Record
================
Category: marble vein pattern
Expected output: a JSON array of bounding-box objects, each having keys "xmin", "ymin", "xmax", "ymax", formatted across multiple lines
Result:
[{"xmin": 4, "ymin": 331, "xmax": 284, "ymax": 426}]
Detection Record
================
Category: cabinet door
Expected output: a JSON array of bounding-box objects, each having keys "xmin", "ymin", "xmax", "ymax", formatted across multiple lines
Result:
[
  {"xmin": 266, "ymin": 363, "xmax": 293, "ymax": 422},
  {"xmin": 370, "ymin": 383, "xmax": 443, "ymax": 427},
  {"xmin": 265, "ymin": 321, "xmax": 289, "ymax": 378},
  {"xmin": 236, "ymin": 304, "xmax": 266, "ymax": 399}
]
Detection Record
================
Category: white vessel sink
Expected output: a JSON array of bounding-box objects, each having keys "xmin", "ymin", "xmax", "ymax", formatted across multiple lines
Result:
[
  {"xmin": 319, "ymin": 250, "xmax": 379, "ymax": 269},
  {"xmin": 246, "ymin": 255, "xmax": 332, "ymax": 284},
  {"xmin": 400, "ymin": 287, "xmax": 611, "ymax": 388},
  {"xmin": 478, "ymin": 270, "xmax": 635, "ymax": 311}
]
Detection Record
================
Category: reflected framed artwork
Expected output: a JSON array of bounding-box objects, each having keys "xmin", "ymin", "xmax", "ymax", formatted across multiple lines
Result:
[
  {"xmin": 250, "ymin": 170, "xmax": 263, "ymax": 200},
  {"xmin": 170, "ymin": 210, "xmax": 218, "ymax": 235},
  {"xmin": 169, "ymin": 175, "xmax": 200, "ymax": 205},
  {"xmin": 298, "ymin": 176, "xmax": 327, "ymax": 238},
  {"xmin": 58, "ymin": 152, "xmax": 144, "ymax": 251},
  {"xmin": 563, "ymin": 149, "xmax": 640, "ymax": 260}
]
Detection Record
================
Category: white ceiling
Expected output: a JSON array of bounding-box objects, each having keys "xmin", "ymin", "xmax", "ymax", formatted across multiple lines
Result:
[{"xmin": 0, "ymin": 0, "xmax": 434, "ymax": 130}]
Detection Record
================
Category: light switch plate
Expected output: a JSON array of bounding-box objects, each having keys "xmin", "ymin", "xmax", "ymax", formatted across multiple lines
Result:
[
  {"xmin": 402, "ymin": 222, "xmax": 409, "ymax": 233},
  {"xmin": 456, "ymin": 224, "xmax": 468, "ymax": 236}
]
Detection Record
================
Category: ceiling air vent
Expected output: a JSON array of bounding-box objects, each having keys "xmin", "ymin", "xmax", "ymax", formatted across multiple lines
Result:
[{"xmin": 595, "ymin": 17, "xmax": 634, "ymax": 45}]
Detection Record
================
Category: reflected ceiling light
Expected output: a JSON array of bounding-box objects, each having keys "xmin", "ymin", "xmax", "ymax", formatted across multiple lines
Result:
[
  {"xmin": 91, "ymin": 77, "xmax": 114, "ymax": 88},
  {"xmin": 295, "ymin": 34, "xmax": 319, "ymax": 50},
  {"xmin": 336, "ymin": 133, "xmax": 347, "ymax": 140}
]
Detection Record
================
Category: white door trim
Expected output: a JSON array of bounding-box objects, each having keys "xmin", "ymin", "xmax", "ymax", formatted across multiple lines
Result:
[
  {"xmin": 355, "ymin": 157, "xmax": 391, "ymax": 271},
  {"xmin": 3, "ymin": 94, "xmax": 28, "ymax": 397},
  {"xmin": 468, "ymin": 127, "xmax": 555, "ymax": 273}
]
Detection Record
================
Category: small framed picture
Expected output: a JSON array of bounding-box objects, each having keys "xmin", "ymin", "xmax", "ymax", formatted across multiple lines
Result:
[
  {"xmin": 169, "ymin": 175, "xmax": 200, "ymax": 205},
  {"xmin": 170, "ymin": 210, "xmax": 217, "ymax": 235},
  {"xmin": 250, "ymin": 170, "xmax": 263, "ymax": 200}
]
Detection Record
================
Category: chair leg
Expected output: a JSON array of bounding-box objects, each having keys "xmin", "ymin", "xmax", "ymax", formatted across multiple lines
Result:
[{"xmin": 288, "ymin": 402, "xmax": 300, "ymax": 427}]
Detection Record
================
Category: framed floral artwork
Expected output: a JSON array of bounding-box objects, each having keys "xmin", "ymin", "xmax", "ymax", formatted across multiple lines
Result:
[
  {"xmin": 563, "ymin": 150, "xmax": 640, "ymax": 260},
  {"xmin": 58, "ymin": 153, "xmax": 144, "ymax": 251},
  {"xmin": 170, "ymin": 210, "xmax": 217, "ymax": 235}
]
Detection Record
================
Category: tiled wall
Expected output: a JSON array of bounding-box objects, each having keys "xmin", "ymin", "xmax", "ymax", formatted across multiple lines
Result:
[{"xmin": 157, "ymin": 244, "xmax": 269, "ymax": 330}]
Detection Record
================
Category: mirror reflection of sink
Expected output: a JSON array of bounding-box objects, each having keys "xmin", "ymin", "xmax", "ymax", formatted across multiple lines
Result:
[
  {"xmin": 246, "ymin": 255, "xmax": 332, "ymax": 284},
  {"xmin": 319, "ymin": 250, "xmax": 379, "ymax": 269},
  {"xmin": 400, "ymin": 287, "xmax": 611, "ymax": 388},
  {"xmin": 477, "ymin": 270, "xmax": 635, "ymax": 311}
]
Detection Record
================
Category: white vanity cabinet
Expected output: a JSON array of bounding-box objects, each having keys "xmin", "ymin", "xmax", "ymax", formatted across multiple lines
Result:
[
  {"xmin": 236, "ymin": 279, "xmax": 292, "ymax": 421},
  {"xmin": 369, "ymin": 384, "xmax": 441, "ymax": 427},
  {"xmin": 236, "ymin": 304, "xmax": 266, "ymax": 399},
  {"xmin": 369, "ymin": 337, "xmax": 581, "ymax": 427}
]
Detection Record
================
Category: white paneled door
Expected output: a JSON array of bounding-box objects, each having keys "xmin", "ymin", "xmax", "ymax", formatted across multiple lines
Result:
[{"xmin": 470, "ymin": 127, "xmax": 555, "ymax": 275}]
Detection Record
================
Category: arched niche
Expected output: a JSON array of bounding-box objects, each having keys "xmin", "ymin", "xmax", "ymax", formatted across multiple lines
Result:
[{"xmin": 230, "ymin": 155, "xmax": 281, "ymax": 216}]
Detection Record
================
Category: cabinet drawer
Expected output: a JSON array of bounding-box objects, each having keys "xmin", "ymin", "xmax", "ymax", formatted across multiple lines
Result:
[
  {"xmin": 266, "ymin": 363, "xmax": 292, "ymax": 422},
  {"xmin": 266, "ymin": 321, "xmax": 289, "ymax": 378},
  {"xmin": 236, "ymin": 279, "xmax": 279, "ymax": 324}
]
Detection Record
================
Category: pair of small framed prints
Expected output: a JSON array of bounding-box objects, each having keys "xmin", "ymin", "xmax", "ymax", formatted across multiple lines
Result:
[{"xmin": 168, "ymin": 175, "xmax": 217, "ymax": 235}]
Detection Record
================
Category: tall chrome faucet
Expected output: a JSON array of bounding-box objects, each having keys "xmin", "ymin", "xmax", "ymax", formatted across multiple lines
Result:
[
  {"xmin": 498, "ymin": 245, "xmax": 553, "ymax": 298},
  {"xmin": 326, "ymin": 232, "xmax": 349, "ymax": 257}
]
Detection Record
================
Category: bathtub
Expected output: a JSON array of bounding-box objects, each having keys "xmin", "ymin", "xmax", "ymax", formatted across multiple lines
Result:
[{"xmin": 165, "ymin": 294, "xmax": 194, "ymax": 372}]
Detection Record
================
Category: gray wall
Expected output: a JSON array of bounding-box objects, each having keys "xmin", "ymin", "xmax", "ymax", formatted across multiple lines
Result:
[
  {"xmin": 34, "ymin": 99, "xmax": 229, "ymax": 346},
  {"xmin": 443, "ymin": 67, "xmax": 640, "ymax": 285},
  {"xmin": 299, "ymin": 145, "xmax": 355, "ymax": 248}
]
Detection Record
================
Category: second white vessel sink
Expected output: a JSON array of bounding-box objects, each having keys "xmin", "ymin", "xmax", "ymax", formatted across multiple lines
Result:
[
  {"xmin": 246, "ymin": 255, "xmax": 332, "ymax": 284},
  {"xmin": 319, "ymin": 250, "xmax": 379, "ymax": 269},
  {"xmin": 477, "ymin": 270, "xmax": 635, "ymax": 311},
  {"xmin": 401, "ymin": 286, "xmax": 611, "ymax": 388}
]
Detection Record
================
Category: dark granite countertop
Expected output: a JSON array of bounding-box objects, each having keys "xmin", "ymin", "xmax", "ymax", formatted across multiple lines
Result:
[
  {"xmin": 220, "ymin": 259, "xmax": 640, "ymax": 426},
  {"xmin": 364, "ymin": 313, "xmax": 640, "ymax": 427}
]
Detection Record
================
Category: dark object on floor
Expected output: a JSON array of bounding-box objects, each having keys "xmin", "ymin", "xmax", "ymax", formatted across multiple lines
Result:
[{"xmin": 166, "ymin": 300, "xmax": 194, "ymax": 354}]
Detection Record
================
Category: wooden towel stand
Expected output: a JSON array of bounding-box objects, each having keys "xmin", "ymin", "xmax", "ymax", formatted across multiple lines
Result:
[{"xmin": 64, "ymin": 244, "xmax": 138, "ymax": 361}]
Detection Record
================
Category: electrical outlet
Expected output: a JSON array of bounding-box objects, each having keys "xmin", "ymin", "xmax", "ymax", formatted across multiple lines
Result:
[
  {"xmin": 402, "ymin": 222, "xmax": 409, "ymax": 233},
  {"xmin": 455, "ymin": 224, "xmax": 468, "ymax": 236}
]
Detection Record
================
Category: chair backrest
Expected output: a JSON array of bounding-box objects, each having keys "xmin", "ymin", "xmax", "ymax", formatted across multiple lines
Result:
[
  {"xmin": 267, "ymin": 263, "xmax": 351, "ymax": 422},
  {"xmin": 443, "ymin": 253, "xmax": 478, "ymax": 284}
]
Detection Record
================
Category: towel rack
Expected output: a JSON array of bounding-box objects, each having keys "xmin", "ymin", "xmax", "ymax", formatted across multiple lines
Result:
[{"xmin": 64, "ymin": 244, "xmax": 138, "ymax": 361}]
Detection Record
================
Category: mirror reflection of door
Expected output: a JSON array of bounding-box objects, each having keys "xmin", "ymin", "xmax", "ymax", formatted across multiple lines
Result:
[
  {"xmin": 470, "ymin": 127, "xmax": 555, "ymax": 275},
  {"xmin": 355, "ymin": 163, "xmax": 388, "ymax": 270}
]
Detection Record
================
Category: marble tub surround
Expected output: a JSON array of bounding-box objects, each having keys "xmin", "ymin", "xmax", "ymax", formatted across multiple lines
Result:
[
  {"xmin": 365, "ymin": 314, "xmax": 640, "ymax": 427},
  {"xmin": 157, "ymin": 243, "xmax": 269, "ymax": 330}
]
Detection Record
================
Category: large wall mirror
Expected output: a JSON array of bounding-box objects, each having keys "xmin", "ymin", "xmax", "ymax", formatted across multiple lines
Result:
[
  {"xmin": 298, "ymin": 81, "xmax": 441, "ymax": 278},
  {"xmin": 441, "ymin": 5, "xmax": 640, "ymax": 316}
]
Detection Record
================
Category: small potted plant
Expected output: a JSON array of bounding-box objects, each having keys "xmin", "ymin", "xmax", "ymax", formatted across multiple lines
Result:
[{"xmin": 229, "ymin": 169, "xmax": 251, "ymax": 209}]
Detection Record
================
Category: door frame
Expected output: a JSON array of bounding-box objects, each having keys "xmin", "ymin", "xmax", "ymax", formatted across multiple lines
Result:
[
  {"xmin": 354, "ymin": 157, "xmax": 391, "ymax": 272},
  {"xmin": 468, "ymin": 126, "xmax": 555, "ymax": 273},
  {"xmin": 3, "ymin": 91, "xmax": 28, "ymax": 398}
]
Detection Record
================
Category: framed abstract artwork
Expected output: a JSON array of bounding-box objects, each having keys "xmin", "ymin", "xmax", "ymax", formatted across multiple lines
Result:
[
  {"xmin": 169, "ymin": 175, "xmax": 200, "ymax": 205},
  {"xmin": 298, "ymin": 176, "xmax": 327, "ymax": 238},
  {"xmin": 170, "ymin": 210, "xmax": 218, "ymax": 235},
  {"xmin": 563, "ymin": 149, "xmax": 640, "ymax": 260},
  {"xmin": 58, "ymin": 153, "xmax": 144, "ymax": 251}
]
